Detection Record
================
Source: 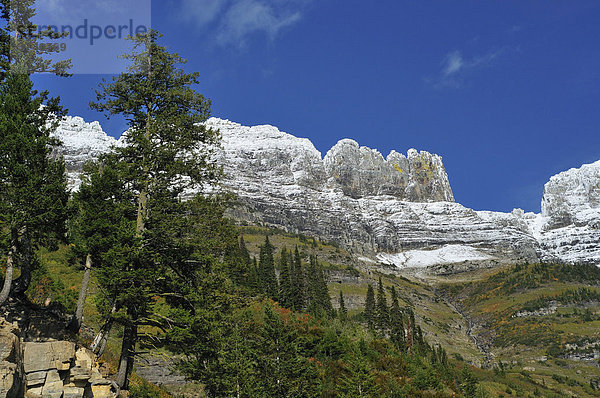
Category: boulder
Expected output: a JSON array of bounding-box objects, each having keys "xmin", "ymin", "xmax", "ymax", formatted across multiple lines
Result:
[
  {"xmin": 23, "ymin": 341, "xmax": 75, "ymax": 374},
  {"xmin": 62, "ymin": 386, "xmax": 84, "ymax": 398}
]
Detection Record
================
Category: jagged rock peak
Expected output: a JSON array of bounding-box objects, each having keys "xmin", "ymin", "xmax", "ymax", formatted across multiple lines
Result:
[
  {"xmin": 324, "ymin": 138, "xmax": 454, "ymax": 201},
  {"xmin": 534, "ymin": 159, "xmax": 600, "ymax": 265},
  {"xmin": 206, "ymin": 117, "xmax": 455, "ymax": 202},
  {"xmin": 542, "ymin": 159, "xmax": 600, "ymax": 228}
]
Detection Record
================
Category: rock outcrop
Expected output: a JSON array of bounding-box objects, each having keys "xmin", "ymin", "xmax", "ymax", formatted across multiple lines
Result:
[
  {"xmin": 536, "ymin": 160, "xmax": 600, "ymax": 265},
  {"xmin": 0, "ymin": 317, "xmax": 117, "ymax": 398},
  {"xmin": 53, "ymin": 116, "xmax": 125, "ymax": 191},
  {"xmin": 0, "ymin": 320, "xmax": 22, "ymax": 398},
  {"xmin": 212, "ymin": 118, "xmax": 454, "ymax": 202},
  {"xmin": 51, "ymin": 116, "xmax": 600, "ymax": 271}
]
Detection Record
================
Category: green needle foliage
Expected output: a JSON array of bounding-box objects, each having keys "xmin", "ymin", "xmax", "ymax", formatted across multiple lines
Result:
[
  {"xmin": 389, "ymin": 286, "xmax": 405, "ymax": 352},
  {"xmin": 375, "ymin": 277, "xmax": 389, "ymax": 334},
  {"xmin": 87, "ymin": 29, "xmax": 221, "ymax": 390},
  {"xmin": 0, "ymin": 0, "xmax": 70, "ymax": 305},
  {"xmin": 258, "ymin": 236, "xmax": 278, "ymax": 300},
  {"xmin": 290, "ymin": 246, "xmax": 305, "ymax": 311},
  {"xmin": 306, "ymin": 255, "xmax": 334, "ymax": 318},
  {"xmin": 338, "ymin": 291, "xmax": 347, "ymax": 321},
  {"xmin": 67, "ymin": 159, "xmax": 136, "ymax": 328},
  {"xmin": 278, "ymin": 247, "xmax": 292, "ymax": 308},
  {"xmin": 0, "ymin": 0, "xmax": 71, "ymax": 79},
  {"xmin": 364, "ymin": 284, "xmax": 375, "ymax": 329}
]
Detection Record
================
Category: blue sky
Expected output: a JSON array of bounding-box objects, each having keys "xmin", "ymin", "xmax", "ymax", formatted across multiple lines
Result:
[{"xmin": 32, "ymin": 0, "xmax": 600, "ymax": 213}]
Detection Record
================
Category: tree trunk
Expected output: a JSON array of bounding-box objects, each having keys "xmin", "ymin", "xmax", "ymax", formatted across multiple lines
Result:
[
  {"xmin": 0, "ymin": 245, "xmax": 16, "ymax": 305},
  {"xmin": 90, "ymin": 304, "xmax": 117, "ymax": 355},
  {"xmin": 67, "ymin": 254, "xmax": 92, "ymax": 332},
  {"xmin": 116, "ymin": 322, "xmax": 137, "ymax": 390},
  {"xmin": 117, "ymin": 47, "xmax": 152, "ymax": 392},
  {"xmin": 13, "ymin": 228, "xmax": 32, "ymax": 295}
]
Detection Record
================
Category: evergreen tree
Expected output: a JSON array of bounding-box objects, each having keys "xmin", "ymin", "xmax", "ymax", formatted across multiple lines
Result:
[
  {"xmin": 160, "ymin": 196, "xmax": 241, "ymax": 397},
  {"xmin": 278, "ymin": 247, "xmax": 292, "ymax": 308},
  {"xmin": 460, "ymin": 366, "xmax": 480, "ymax": 398},
  {"xmin": 406, "ymin": 307, "xmax": 416, "ymax": 351},
  {"xmin": 290, "ymin": 246, "xmax": 305, "ymax": 311},
  {"xmin": 67, "ymin": 160, "xmax": 135, "ymax": 332},
  {"xmin": 0, "ymin": 0, "xmax": 70, "ymax": 305},
  {"xmin": 89, "ymin": 30, "xmax": 220, "ymax": 390},
  {"xmin": 315, "ymin": 256, "xmax": 334, "ymax": 317},
  {"xmin": 221, "ymin": 227, "xmax": 250, "ymax": 286},
  {"xmin": 338, "ymin": 291, "xmax": 347, "ymax": 321},
  {"xmin": 375, "ymin": 277, "xmax": 389, "ymax": 334},
  {"xmin": 338, "ymin": 342, "xmax": 381, "ymax": 397},
  {"xmin": 364, "ymin": 285, "xmax": 375, "ymax": 329},
  {"xmin": 389, "ymin": 286, "xmax": 405, "ymax": 351},
  {"xmin": 0, "ymin": 73, "xmax": 68, "ymax": 304},
  {"xmin": 239, "ymin": 235, "xmax": 251, "ymax": 265},
  {"xmin": 248, "ymin": 257, "xmax": 259, "ymax": 292},
  {"xmin": 258, "ymin": 236, "xmax": 278, "ymax": 300},
  {"xmin": 0, "ymin": 0, "xmax": 71, "ymax": 79},
  {"xmin": 305, "ymin": 255, "xmax": 333, "ymax": 318}
]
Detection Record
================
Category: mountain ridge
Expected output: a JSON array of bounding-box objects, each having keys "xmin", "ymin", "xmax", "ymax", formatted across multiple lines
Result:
[{"xmin": 52, "ymin": 115, "xmax": 600, "ymax": 271}]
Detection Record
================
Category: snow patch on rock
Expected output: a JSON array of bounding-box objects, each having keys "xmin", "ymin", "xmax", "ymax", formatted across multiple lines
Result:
[{"xmin": 377, "ymin": 245, "xmax": 495, "ymax": 269}]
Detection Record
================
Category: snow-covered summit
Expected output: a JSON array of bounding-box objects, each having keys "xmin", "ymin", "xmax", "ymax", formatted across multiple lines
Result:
[
  {"xmin": 52, "ymin": 116, "xmax": 124, "ymax": 189},
  {"xmin": 207, "ymin": 117, "xmax": 454, "ymax": 202}
]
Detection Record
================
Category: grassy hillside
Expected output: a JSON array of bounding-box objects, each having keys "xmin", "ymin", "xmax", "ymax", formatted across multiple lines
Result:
[
  {"xmin": 30, "ymin": 227, "xmax": 600, "ymax": 397},
  {"xmin": 439, "ymin": 263, "xmax": 600, "ymax": 397},
  {"xmin": 239, "ymin": 227, "xmax": 600, "ymax": 397}
]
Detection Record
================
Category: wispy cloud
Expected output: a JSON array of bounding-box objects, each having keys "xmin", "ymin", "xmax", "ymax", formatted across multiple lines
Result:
[
  {"xmin": 443, "ymin": 50, "xmax": 464, "ymax": 76},
  {"xmin": 429, "ymin": 46, "xmax": 513, "ymax": 88},
  {"xmin": 179, "ymin": 0, "xmax": 307, "ymax": 47}
]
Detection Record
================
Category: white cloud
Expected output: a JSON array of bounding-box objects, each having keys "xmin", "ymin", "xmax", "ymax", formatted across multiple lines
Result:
[
  {"xmin": 432, "ymin": 47, "xmax": 512, "ymax": 88},
  {"xmin": 443, "ymin": 50, "xmax": 464, "ymax": 76},
  {"xmin": 218, "ymin": 0, "xmax": 301, "ymax": 45},
  {"xmin": 179, "ymin": 0, "xmax": 307, "ymax": 47},
  {"xmin": 179, "ymin": 0, "xmax": 229, "ymax": 26}
]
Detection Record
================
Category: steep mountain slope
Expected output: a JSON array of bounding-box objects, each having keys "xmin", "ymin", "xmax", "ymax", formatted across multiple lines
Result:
[{"xmin": 52, "ymin": 116, "xmax": 599, "ymax": 270}]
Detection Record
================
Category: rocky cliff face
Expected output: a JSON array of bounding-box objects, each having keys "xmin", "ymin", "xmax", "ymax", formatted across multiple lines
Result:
[
  {"xmin": 52, "ymin": 117, "xmax": 126, "ymax": 190},
  {"xmin": 535, "ymin": 160, "xmax": 600, "ymax": 265},
  {"xmin": 212, "ymin": 118, "xmax": 454, "ymax": 202},
  {"xmin": 52, "ymin": 116, "xmax": 600, "ymax": 271}
]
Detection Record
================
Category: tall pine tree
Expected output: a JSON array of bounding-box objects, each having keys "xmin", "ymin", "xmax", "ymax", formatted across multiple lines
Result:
[
  {"xmin": 389, "ymin": 286, "xmax": 405, "ymax": 351},
  {"xmin": 0, "ymin": 0, "xmax": 70, "ymax": 305},
  {"xmin": 364, "ymin": 285, "xmax": 375, "ymax": 330},
  {"xmin": 375, "ymin": 277, "xmax": 389, "ymax": 334},
  {"xmin": 67, "ymin": 159, "xmax": 135, "ymax": 333},
  {"xmin": 306, "ymin": 255, "xmax": 333, "ymax": 318},
  {"xmin": 258, "ymin": 236, "xmax": 278, "ymax": 300},
  {"xmin": 338, "ymin": 291, "xmax": 347, "ymax": 321},
  {"xmin": 278, "ymin": 247, "xmax": 292, "ymax": 308},
  {"xmin": 290, "ymin": 246, "xmax": 305, "ymax": 311},
  {"xmin": 89, "ymin": 30, "xmax": 221, "ymax": 390}
]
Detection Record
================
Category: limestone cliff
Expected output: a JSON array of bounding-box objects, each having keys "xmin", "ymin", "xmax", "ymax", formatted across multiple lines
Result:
[{"xmin": 51, "ymin": 116, "xmax": 600, "ymax": 271}]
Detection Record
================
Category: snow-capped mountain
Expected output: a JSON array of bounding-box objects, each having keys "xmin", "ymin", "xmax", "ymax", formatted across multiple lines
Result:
[{"xmin": 52, "ymin": 116, "xmax": 600, "ymax": 271}]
